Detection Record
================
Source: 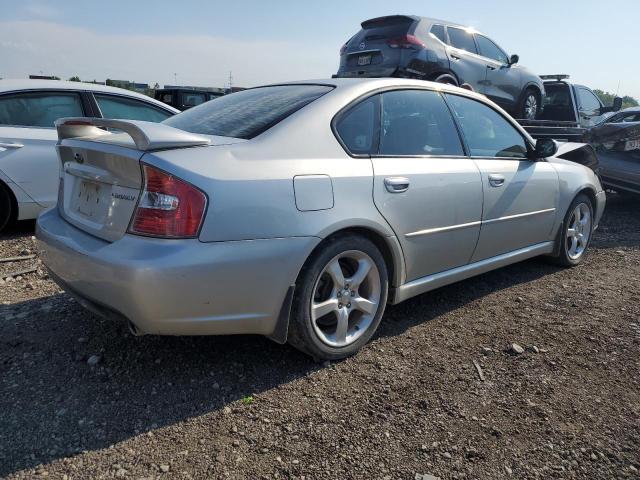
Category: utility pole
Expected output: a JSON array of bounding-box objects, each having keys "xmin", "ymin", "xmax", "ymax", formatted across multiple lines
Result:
[
  {"xmin": 174, "ymin": 72, "xmax": 177, "ymax": 85},
  {"xmin": 228, "ymin": 71, "xmax": 233, "ymax": 91}
]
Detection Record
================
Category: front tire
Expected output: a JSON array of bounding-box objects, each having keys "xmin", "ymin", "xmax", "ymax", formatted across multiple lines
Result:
[
  {"xmin": 519, "ymin": 88, "xmax": 540, "ymax": 120},
  {"xmin": 551, "ymin": 194, "xmax": 594, "ymax": 267},
  {"xmin": 288, "ymin": 235, "xmax": 389, "ymax": 361}
]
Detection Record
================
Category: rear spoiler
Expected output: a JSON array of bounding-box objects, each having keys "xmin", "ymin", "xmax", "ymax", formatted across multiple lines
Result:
[{"xmin": 54, "ymin": 117, "xmax": 211, "ymax": 151}]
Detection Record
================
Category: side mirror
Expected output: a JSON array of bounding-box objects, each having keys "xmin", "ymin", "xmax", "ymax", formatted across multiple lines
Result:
[
  {"xmin": 534, "ymin": 138, "xmax": 557, "ymax": 159},
  {"xmin": 509, "ymin": 54, "xmax": 519, "ymax": 65},
  {"xmin": 613, "ymin": 96, "xmax": 623, "ymax": 112}
]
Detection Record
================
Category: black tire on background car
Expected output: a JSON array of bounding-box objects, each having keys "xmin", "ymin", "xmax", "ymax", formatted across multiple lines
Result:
[
  {"xmin": 432, "ymin": 74, "xmax": 459, "ymax": 86},
  {"xmin": 551, "ymin": 194, "xmax": 594, "ymax": 267},
  {"xmin": 0, "ymin": 182, "xmax": 15, "ymax": 233},
  {"xmin": 519, "ymin": 87, "xmax": 541, "ymax": 120},
  {"xmin": 288, "ymin": 234, "xmax": 389, "ymax": 361}
]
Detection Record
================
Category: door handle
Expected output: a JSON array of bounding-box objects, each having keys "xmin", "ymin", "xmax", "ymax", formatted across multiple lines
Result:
[
  {"xmin": 486, "ymin": 65, "xmax": 496, "ymax": 71},
  {"xmin": 384, "ymin": 177, "xmax": 410, "ymax": 193},
  {"xmin": 0, "ymin": 142, "xmax": 24, "ymax": 149},
  {"xmin": 450, "ymin": 54, "xmax": 461, "ymax": 60},
  {"xmin": 488, "ymin": 174, "xmax": 505, "ymax": 187}
]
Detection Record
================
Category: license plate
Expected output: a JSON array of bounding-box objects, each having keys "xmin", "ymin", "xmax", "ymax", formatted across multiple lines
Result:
[
  {"xmin": 357, "ymin": 55, "xmax": 372, "ymax": 66},
  {"xmin": 625, "ymin": 139, "xmax": 640, "ymax": 151},
  {"xmin": 76, "ymin": 180, "xmax": 101, "ymax": 218}
]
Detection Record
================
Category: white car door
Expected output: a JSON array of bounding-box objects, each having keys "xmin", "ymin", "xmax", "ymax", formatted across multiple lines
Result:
[{"xmin": 0, "ymin": 91, "xmax": 86, "ymax": 208}]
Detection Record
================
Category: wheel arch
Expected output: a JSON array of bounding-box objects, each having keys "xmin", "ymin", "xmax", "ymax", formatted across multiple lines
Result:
[
  {"xmin": 428, "ymin": 70, "xmax": 460, "ymax": 86},
  {"xmin": 518, "ymin": 82, "xmax": 543, "ymax": 106}
]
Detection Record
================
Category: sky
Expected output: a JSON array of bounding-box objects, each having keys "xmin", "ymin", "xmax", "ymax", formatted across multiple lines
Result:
[{"xmin": 0, "ymin": 0, "xmax": 638, "ymax": 99}]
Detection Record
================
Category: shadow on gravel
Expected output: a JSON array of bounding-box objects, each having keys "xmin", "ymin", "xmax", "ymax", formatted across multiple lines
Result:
[
  {"xmin": 593, "ymin": 192, "xmax": 640, "ymax": 249},
  {"xmin": 0, "ymin": 192, "xmax": 637, "ymax": 476},
  {"xmin": 0, "ymin": 219, "xmax": 36, "ymax": 241}
]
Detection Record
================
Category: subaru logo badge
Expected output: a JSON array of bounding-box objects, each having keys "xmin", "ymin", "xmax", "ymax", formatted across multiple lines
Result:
[{"xmin": 359, "ymin": 42, "xmax": 366, "ymax": 50}]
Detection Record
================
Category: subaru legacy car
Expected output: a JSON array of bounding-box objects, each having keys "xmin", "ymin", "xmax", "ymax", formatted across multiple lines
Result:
[
  {"xmin": 0, "ymin": 80, "xmax": 179, "ymax": 231},
  {"xmin": 336, "ymin": 15, "xmax": 545, "ymax": 120},
  {"xmin": 37, "ymin": 78, "xmax": 604, "ymax": 361}
]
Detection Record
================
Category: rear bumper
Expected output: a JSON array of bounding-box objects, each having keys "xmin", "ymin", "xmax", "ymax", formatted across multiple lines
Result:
[{"xmin": 36, "ymin": 207, "xmax": 319, "ymax": 336}]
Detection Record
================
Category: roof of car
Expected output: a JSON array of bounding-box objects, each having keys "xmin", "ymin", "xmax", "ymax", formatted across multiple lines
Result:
[
  {"xmin": 621, "ymin": 106, "xmax": 640, "ymax": 113},
  {"xmin": 0, "ymin": 79, "xmax": 179, "ymax": 113}
]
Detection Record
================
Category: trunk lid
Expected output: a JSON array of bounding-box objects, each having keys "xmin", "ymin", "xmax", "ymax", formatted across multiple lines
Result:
[{"xmin": 54, "ymin": 118, "xmax": 214, "ymax": 242}]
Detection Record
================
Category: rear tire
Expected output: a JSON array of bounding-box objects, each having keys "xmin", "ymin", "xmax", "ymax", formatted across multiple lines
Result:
[
  {"xmin": 550, "ymin": 194, "xmax": 594, "ymax": 267},
  {"xmin": 518, "ymin": 88, "xmax": 541, "ymax": 120},
  {"xmin": 432, "ymin": 74, "xmax": 459, "ymax": 86},
  {"xmin": 0, "ymin": 182, "xmax": 15, "ymax": 233},
  {"xmin": 288, "ymin": 234, "xmax": 389, "ymax": 361}
]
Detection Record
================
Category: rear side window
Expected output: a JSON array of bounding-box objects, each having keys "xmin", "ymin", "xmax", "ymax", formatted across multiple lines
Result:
[
  {"xmin": 335, "ymin": 95, "xmax": 378, "ymax": 155},
  {"xmin": 379, "ymin": 90, "xmax": 464, "ymax": 156},
  {"xmin": 182, "ymin": 92, "xmax": 207, "ymax": 108},
  {"xmin": 164, "ymin": 85, "xmax": 333, "ymax": 139},
  {"xmin": 475, "ymin": 35, "xmax": 509, "ymax": 64},
  {"xmin": 95, "ymin": 94, "xmax": 172, "ymax": 122},
  {"xmin": 445, "ymin": 94, "xmax": 528, "ymax": 158},
  {"xmin": 430, "ymin": 24, "xmax": 446, "ymax": 43},
  {"xmin": 447, "ymin": 27, "xmax": 477, "ymax": 54},
  {"xmin": 0, "ymin": 92, "xmax": 83, "ymax": 127}
]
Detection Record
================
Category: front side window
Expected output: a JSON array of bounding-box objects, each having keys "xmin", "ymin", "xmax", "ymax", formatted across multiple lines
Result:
[
  {"xmin": 95, "ymin": 94, "xmax": 172, "ymax": 122},
  {"xmin": 475, "ymin": 35, "xmax": 509, "ymax": 64},
  {"xmin": 0, "ymin": 92, "xmax": 83, "ymax": 127},
  {"xmin": 334, "ymin": 95, "xmax": 378, "ymax": 155},
  {"xmin": 379, "ymin": 90, "xmax": 464, "ymax": 156},
  {"xmin": 445, "ymin": 94, "xmax": 528, "ymax": 158},
  {"xmin": 447, "ymin": 27, "xmax": 477, "ymax": 53},
  {"xmin": 164, "ymin": 84, "xmax": 333, "ymax": 139},
  {"xmin": 430, "ymin": 24, "xmax": 446, "ymax": 43},
  {"xmin": 577, "ymin": 88, "xmax": 601, "ymax": 112}
]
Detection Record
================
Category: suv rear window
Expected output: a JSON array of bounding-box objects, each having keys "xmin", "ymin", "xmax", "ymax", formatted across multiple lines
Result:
[
  {"xmin": 447, "ymin": 27, "xmax": 477, "ymax": 54},
  {"xmin": 430, "ymin": 24, "xmax": 446, "ymax": 43},
  {"xmin": 164, "ymin": 85, "xmax": 333, "ymax": 139}
]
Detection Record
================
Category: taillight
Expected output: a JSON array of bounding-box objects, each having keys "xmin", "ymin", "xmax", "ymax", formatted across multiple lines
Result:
[
  {"xmin": 387, "ymin": 34, "xmax": 425, "ymax": 49},
  {"xmin": 128, "ymin": 164, "xmax": 207, "ymax": 238}
]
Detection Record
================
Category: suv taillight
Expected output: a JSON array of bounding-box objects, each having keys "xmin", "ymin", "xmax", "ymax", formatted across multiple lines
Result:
[
  {"xmin": 387, "ymin": 34, "xmax": 425, "ymax": 49},
  {"xmin": 128, "ymin": 164, "xmax": 207, "ymax": 238}
]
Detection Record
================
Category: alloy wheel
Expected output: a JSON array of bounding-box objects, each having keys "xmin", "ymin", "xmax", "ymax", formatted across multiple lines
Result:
[
  {"xmin": 524, "ymin": 94, "xmax": 538, "ymax": 120},
  {"xmin": 566, "ymin": 203, "xmax": 592, "ymax": 260},
  {"xmin": 310, "ymin": 250, "xmax": 381, "ymax": 348}
]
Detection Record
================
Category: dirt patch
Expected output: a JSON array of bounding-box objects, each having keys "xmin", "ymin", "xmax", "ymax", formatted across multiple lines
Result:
[{"xmin": 1, "ymin": 194, "xmax": 639, "ymax": 479}]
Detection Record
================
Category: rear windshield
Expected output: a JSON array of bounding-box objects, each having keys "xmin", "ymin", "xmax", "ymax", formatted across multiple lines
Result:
[{"xmin": 164, "ymin": 84, "xmax": 333, "ymax": 139}]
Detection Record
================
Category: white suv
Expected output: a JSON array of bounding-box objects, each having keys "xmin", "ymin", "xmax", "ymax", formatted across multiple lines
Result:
[{"xmin": 0, "ymin": 80, "xmax": 179, "ymax": 231}]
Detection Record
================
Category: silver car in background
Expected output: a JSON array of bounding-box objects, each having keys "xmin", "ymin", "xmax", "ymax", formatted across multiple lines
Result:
[
  {"xmin": 36, "ymin": 78, "xmax": 605, "ymax": 360},
  {"xmin": 0, "ymin": 80, "xmax": 179, "ymax": 231}
]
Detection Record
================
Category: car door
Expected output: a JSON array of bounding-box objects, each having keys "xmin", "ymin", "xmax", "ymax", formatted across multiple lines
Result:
[
  {"xmin": 445, "ymin": 26, "xmax": 489, "ymax": 93},
  {"xmin": 444, "ymin": 93, "xmax": 559, "ymax": 261},
  {"xmin": 0, "ymin": 90, "xmax": 86, "ymax": 208},
  {"xmin": 364, "ymin": 89, "xmax": 483, "ymax": 281},
  {"xmin": 474, "ymin": 34, "xmax": 519, "ymax": 111},
  {"xmin": 91, "ymin": 93, "xmax": 175, "ymax": 122},
  {"xmin": 576, "ymin": 87, "xmax": 604, "ymax": 127}
]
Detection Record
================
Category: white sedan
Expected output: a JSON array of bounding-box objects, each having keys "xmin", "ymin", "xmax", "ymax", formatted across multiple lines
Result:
[{"xmin": 0, "ymin": 80, "xmax": 179, "ymax": 231}]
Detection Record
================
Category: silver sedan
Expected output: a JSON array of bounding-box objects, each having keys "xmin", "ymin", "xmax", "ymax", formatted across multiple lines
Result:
[{"xmin": 36, "ymin": 78, "xmax": 606, "ymax": 360}]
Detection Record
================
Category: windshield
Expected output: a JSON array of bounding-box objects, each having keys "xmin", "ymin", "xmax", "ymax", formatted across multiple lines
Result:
[{"xmin": 163, "ymin": 84, "xmax": 333, "ymax": 139}]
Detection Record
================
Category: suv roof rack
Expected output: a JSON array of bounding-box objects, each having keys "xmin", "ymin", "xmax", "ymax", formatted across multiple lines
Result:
[{"xmin": 540, "ymin": 74, "xmax": 570, "ymax": 81}]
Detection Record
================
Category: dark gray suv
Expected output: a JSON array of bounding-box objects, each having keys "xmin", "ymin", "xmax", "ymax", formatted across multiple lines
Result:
[{"xmin": 336, "ymin": 15, "xmax": 545, "ymax": 119}]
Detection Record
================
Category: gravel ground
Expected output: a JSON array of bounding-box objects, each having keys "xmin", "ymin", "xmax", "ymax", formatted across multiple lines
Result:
[{"xmin": 1, "ymin": 193, "xmax": 639, "ymax": 480}]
